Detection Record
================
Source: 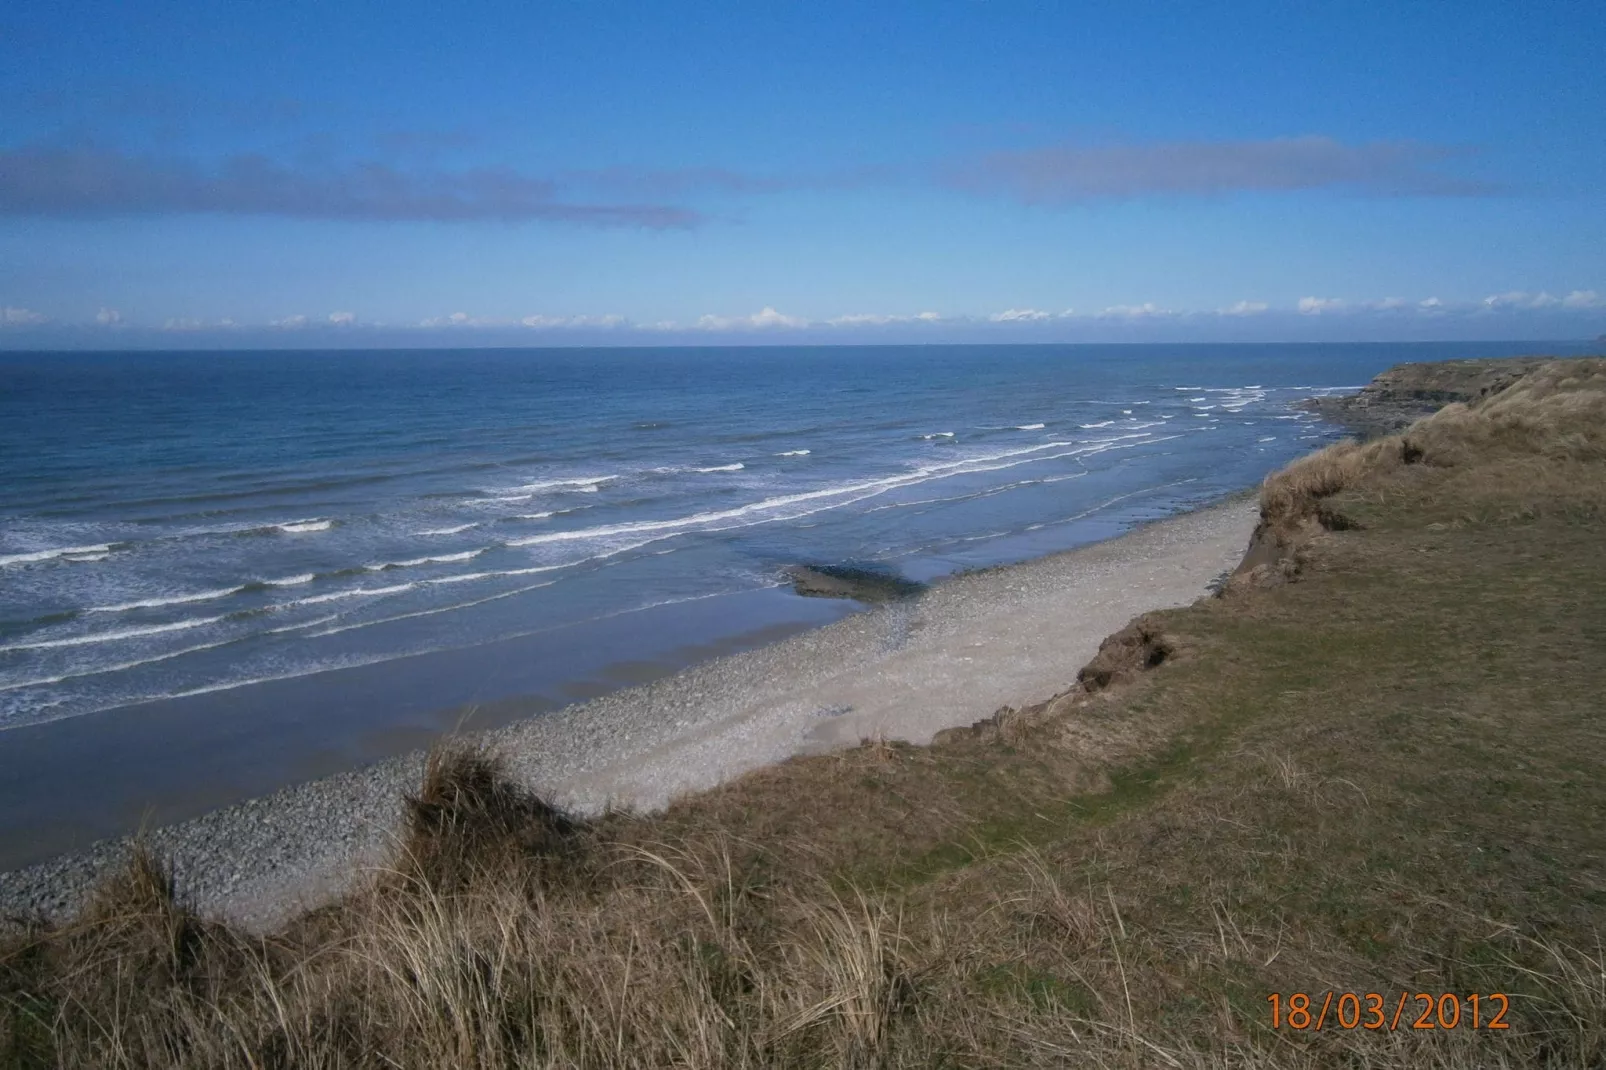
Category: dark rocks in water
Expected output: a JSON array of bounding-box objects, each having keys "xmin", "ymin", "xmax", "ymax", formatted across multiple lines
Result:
[
  {"xmin": 784, "ymin": 564, "xmax": 926, "ymax": 603},
  {"xmin": 1299, "ymin": 356, "xmax": 1560, "ymax": 438}
]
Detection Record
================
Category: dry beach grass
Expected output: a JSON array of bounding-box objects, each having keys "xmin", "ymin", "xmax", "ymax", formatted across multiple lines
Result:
[{"xmin": 3, "ymin": 358, "xmax": 1605, "ymax": 1068}]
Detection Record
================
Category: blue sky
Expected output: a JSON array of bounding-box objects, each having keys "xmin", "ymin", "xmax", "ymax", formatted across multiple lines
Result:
[{"xmin": 2, "ymin": 0, "xmax": 1604, "ymax": 347}]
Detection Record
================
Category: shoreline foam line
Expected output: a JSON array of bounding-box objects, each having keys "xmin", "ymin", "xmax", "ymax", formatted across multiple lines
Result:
[{"xmin": 505, "ymin": 435, "xmax": 1164, "ymax": 551}]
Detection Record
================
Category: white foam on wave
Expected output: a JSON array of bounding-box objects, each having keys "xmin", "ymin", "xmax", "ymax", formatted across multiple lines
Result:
[
  {"xmin": 416, "ymin": 523, "xmax": 478, "ymax": 536},
  {"xmin": 1015, "ymin": 423, "xmax": 1046, "ymax": 430},
  {"xmin": 1, "ymin": 614, "xmax": 228, "ymax": 652},
  {"xmin": 265, "ymin": 614, "xmax": 338, "ymax": 634},
  {"xmin": 365, "ymin": 549, "xmax": 484, "ymax": 571},
  {"xmin": 291, "ymin": 583, "xmax": 417, "ymax": 607},
  {"xmin": 279, "ymin": 519, "xmax": 331, "ymax": 534},
  {"xmin": 921, "ymin": 432, "xmax": 955, "ymax": 439},
  {"xmin": 155, "ymin": 655, "xmax": 397, "ymax": 704},
  {"xmin": 517, "ymin": 475, "xmax": 617, "ymax": 494},
  {"xmin": 0, "ymin": 633, "xmax": 248, "ymax": 697},
  {"xmin": 863, "ymin": 469, "xmax": 1092, "ymax": 516},
  {"xmin": 776, "ymin": 450, "xmax": 811, "ymax": 457},
  {"xmin": 1080, "ymin": 420, "xmax": 1114, "ymax": 429},
  {"xmin": 0, "ymin": 601, "xmax": 376, "ymax": 703},
  {"xmin": 89, "ymin": 587, "xmax": 240, "ymax": 614},
  {"xmin": 303, "ymin": 577, "xmax": 561, "ymax": 639},
  {"xmin": 427, "ymin": 564, "xmax": 565, "ymax": 585},
  {"xmin": 506, "ymin": 436, "xmax": 1156, "ymax": 556},
  {"xmin": 86, "ymin": 576, "xmax": 583, "ymax": 705},
  {"xmin": 266, "ymin": 573, "xmax": 314, "ymax": 587},
  {"xmin": 0, "ymin": 544, "xmax": 113, "ymax": 567},
  {"xmin": 516, "ymin": 511, "xmax": 555, "ymax": 520},
  {"xmin": 63, "ymin": 553, "xmax": 109, "ymax": 562},
  {"xmin": 1122, "ymin": 409, "xmax": 1133, "ymax": 415},
  {"xmin": 1258, "ymin": 436, "xmax": 1277, "ymax": 443},
  {"xmin": 695, "ymin": 463, "xmax": 745, "ymax": 473}
]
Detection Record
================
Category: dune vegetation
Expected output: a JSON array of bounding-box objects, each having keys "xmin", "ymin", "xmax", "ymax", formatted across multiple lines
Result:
[{"xmin": 3, "ymin": 358, "xmax": 1604, "ymax": 1068}]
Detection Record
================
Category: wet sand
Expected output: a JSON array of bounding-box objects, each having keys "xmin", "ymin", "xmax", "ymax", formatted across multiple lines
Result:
[
  {"xmin": 0, "ymin": 589, "xmax": 859, "ymax": 871},
  {"xmin": 0, "ymin": 495, "xmax": 1257, "ymax": 931}
]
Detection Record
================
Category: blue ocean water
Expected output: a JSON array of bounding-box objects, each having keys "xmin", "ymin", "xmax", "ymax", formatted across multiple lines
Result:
[{"xmin": 0, "ymin": 342, "xmax": 1580, "ymax": 735}]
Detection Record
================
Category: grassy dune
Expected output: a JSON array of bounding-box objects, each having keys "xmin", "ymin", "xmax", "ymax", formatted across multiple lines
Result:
[{"xmin": 3, "ymin": 358, "xmax": 1605, "ymax": 1068}]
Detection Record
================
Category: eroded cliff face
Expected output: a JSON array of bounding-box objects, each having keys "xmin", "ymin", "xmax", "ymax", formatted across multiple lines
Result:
[{"xmin": 1300, "ymin": 355, "xmax": 1558, "ymax": 437}]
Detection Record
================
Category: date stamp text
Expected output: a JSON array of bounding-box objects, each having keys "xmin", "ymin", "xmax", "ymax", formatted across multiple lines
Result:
[{"xmin": 1266, "ymin": 992, "xmax": 1510, "ymax": 1032}]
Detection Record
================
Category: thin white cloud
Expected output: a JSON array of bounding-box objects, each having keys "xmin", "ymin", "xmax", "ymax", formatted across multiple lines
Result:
[
  {"xmin": 827, "ymin": 311, "xmax": 949, "ymax": 326},
  {"xmin": 1, "ymin": 307, "xmax": 47, "ymax": 326},
  {"xmin": 518, "ymin": 313, "xmax": 626, "ymax": 329},
  {"xmin": 420, "ymin": 311, "xmax": 482, "ymax": 327},
  {"xmin": 1218, "ymin": 300, "xmax": 1268, "ymax": 316},
  {"xmin": 695, "ymin": 306, "xmax": 806, "ymax": 330},
  {"xmin": 1481, "ymin": 290, "xmax": 1564, "ymax": 311},
  {"xmin": 154, "ymin": 316, "xmax": 237, "ymax": 329},
  {"xmin": 1098, "ymin": 302, "xmax": 1173, "ymax": 319},
  {"xmin": 1297, "ymin": 296, "xmax": 1348, "ymax": 315},
  {"xmin": 748, "ymin": 306, "xmax": 803, "ymax": 328},
  {"xmin": 20, "ymin": 288, "xmax": 1603, "ymax": 341}
]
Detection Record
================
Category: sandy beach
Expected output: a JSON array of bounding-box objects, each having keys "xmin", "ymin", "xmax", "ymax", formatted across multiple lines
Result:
[{"xmin": 0, "ymin": 494, "xmax": 1258, "ymax": 931}]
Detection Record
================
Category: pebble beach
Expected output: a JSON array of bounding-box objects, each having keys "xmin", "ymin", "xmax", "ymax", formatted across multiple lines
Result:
[{"xmin": 0, "ymin": 494, "xmax": 1257, "ymax": 931}]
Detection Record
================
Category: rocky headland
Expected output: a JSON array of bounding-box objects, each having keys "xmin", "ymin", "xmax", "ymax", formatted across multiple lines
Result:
[{"xmin": 1298, "ymin": 354, "xmax": 1559, "ymax": 436}]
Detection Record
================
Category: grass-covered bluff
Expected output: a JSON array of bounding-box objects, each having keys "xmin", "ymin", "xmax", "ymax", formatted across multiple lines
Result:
[{"xmin": 3, "ymin": 357, "xmax": 1604, "ymax": 1068}]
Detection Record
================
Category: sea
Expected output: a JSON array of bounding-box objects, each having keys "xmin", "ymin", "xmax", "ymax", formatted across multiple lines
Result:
[
  {"xmin": 7, "ymin": 340, "xmax": 1601, "ymax": 859},
  {"xmin": 2, "ymin": 341, "xmax": 1590, "ymax": 745}
]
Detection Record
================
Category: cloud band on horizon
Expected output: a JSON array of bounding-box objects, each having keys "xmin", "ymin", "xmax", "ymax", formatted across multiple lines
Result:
[
  {"xmin": 0, "ymin": 145, "xmax": 704, "ymax": 226},
  {"xmin": 0, "ymin": 134, "xmax": 1497, "ymax": 225},
  {"xmin": 943, "ymin": 136, "xmax": 1495, "ymax": 202}
]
